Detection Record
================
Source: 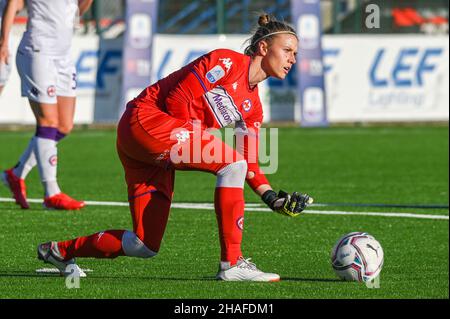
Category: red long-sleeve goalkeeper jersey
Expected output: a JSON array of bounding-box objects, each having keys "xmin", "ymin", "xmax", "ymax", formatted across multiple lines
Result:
[{"xmin": 131, "ymin": 48, "xmax": 269, "ymax": 191}]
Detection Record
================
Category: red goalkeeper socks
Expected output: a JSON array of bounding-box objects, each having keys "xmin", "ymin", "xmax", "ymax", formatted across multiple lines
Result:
[
  {"xmin": 57, "ymin": 230, "xmax": 125, "ymax": 260},
  {"xmin": 214, "ymin": 187, "xmax": 245, "ymax": 265}
]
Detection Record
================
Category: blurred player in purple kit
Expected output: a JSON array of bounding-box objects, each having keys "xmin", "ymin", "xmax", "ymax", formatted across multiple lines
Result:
[
  {"xmin": 0, "ymin": 0, "xmax": 12, "ymax": 94},
  {"xmin": 0, "ymin": 0, "xmax": 93, "ymax": 210}
]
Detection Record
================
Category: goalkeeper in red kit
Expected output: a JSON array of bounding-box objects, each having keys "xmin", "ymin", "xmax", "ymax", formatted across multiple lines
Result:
[{"xmin": 37, "ymin": 14, "xmax": 313, "ymax": 281}]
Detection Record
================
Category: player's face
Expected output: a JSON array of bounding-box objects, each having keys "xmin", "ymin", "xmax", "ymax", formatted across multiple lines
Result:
[{"xmin": 262, "ymin": 33, "xmax": 298, "ymax": 80}]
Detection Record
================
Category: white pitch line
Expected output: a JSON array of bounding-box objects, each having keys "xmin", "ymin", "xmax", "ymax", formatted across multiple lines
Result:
[
  {"xmin": 0, "ymin": 197, "xmax": 448, "ymax": 220},
  {"xmin": 172, "ymin": 204, "xmax": 449, "ymax": 220},
  {"xmin": 35, "ymin": 268, "xmax": 93, "ymax": 274}
]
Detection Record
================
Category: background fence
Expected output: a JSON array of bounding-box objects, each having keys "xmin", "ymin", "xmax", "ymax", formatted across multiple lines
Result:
[{"xmin": 75, "ymin": 0, "xmax": 448, "ymax": 35}]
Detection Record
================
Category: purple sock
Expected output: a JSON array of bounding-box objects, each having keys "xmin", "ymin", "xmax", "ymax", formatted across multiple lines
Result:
[
  {"xmin": 55, "ymin": 130, "xmax": 67, "ymax": 142},
  {"xmin": 35, "ymin": 126, "xmax": 58, "ymax": 141}
]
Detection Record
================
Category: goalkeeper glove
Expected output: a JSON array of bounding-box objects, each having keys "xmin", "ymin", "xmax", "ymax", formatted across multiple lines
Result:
[{"xmin": 262, "ymin": 190, "xmax": 314, "ymax": 217}]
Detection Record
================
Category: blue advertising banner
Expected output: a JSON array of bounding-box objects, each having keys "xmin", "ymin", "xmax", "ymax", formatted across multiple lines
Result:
[
  {"xmin": 290, "ymin": 0, "xmax": 328, "ymax": 127},
  {"xmin": 120, "ymin": 0, "xmax": 159, "ymax": 118}
]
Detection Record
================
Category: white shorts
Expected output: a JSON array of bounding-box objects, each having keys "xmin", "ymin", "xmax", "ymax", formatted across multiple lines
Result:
[{"xmin": 16, "ymin": 48, "xmax": 76, "ymax": 104}]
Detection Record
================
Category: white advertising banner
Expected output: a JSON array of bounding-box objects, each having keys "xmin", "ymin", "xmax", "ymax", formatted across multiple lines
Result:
[
  {"xmin": 0, "ymin": 33, "xmax": 448, "ymax": 124},
  {"xmin": 323, "ymin": 35, "xmax": 449, "ymax": 122}
]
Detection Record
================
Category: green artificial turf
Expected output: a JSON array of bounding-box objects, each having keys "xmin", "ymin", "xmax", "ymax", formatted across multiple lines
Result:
[{"xmin": 0, "ymin": 126, "xmax": 448, "ymax": 298}]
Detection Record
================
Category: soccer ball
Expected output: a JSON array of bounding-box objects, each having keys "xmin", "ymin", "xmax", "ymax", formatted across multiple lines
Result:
[{"xmin": 331, "ymin": 232, "xmax": 384, "ymax": 282}]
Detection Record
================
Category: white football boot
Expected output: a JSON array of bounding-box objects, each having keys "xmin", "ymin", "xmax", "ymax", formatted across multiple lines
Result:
[
  {"xmin": 37, "ymin": 241, "xmax": 86, "ymax": 277},
  {"xmin": 216, "ymin": 257, "xmax": 280, "ymax": 282}
]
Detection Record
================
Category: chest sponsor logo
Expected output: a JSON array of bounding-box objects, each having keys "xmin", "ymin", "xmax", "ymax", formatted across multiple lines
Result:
[
  {"xmin": 205, "ymin": 88, "xmax": 242, "ymax": 128},
  {"xmin": 211, "ymin": 94, "xmax": 233, "ymax": 126},
  {"xmin": 206, "ymin": 65, "xmax": 225, "ymax": 83}
]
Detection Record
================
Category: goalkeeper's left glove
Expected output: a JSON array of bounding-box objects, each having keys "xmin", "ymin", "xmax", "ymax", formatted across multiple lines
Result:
[{"xmin": 262, "ymin": 190, "xmax": 314, "ymax": 217}]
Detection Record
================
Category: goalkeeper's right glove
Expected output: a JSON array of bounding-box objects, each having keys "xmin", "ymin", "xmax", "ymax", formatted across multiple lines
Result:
[{"xmin": 262, "ymin": 190, "xmax": 314, "ymax": 217}]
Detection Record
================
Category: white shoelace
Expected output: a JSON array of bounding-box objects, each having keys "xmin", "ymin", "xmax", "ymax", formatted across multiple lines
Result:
[{"xmin": 236, "ymin": 258, "xmax": 259, "ymax": 271}]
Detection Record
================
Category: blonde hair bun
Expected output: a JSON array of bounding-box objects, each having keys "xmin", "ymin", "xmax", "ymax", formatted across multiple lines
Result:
[
  {"xmin": 244, "ymin": 13, "xmax": 297, "ymax": 56},
  {"xmin": 258, "ymin": 14, "xmax": 271, "ymax": 27}
]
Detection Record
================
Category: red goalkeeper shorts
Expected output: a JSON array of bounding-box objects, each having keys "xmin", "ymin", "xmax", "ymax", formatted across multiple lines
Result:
[{"xmin": 116, "ymin": 102, "xmax": 242, "ymax": 200}]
